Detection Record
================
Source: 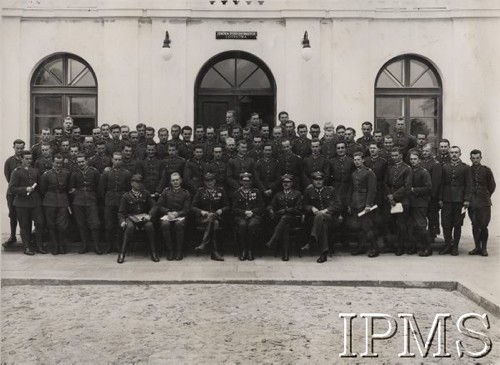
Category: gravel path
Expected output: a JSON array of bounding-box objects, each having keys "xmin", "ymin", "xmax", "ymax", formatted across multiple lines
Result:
[{"xmin": 2, "ymin": 284, "xmax": 499, "ymax": 364}]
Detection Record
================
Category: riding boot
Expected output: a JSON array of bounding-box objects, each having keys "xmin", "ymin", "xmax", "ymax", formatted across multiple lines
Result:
[
  {"xmin": 78, "ymin": 229, "xmax": 89, "ymax": 254},
  {"xmin": 451, "ymin": 226, "xmax": 461, "ymax": 256},
  {"xmin": 117, "ymin": 234, "xmax": 129, "ymax": 264},
  {"xmin": 147, "ymin": 231, "xmax": 159, "ymax": 262},
  {"xmin": 480, "ymin": 229, "xmax": 489, "ymax": 256},
  {"xmin": 49, "ymin": 230, "xmax": 59, "ymax": 255},
  {"xmin": 175, "ymin": 234, "xmax": 183, "ymax": 260},
  {"xmin": 92, "ymin": 229, "xmax": 102, "ymax": 255},
  {"xmin": 195, "ymin": 222, "xmax": 213, "ymax": 253},
  {"xmin": 58, "ymin": 231, "xmax": 67, "ymax": 254},
  {"xmin": 469, "ymin": 226, "xmax": 481, "ymax": 255},
  {"xmin": 211, "ymin": 232, "xmax": 224, "ymax": 261}
]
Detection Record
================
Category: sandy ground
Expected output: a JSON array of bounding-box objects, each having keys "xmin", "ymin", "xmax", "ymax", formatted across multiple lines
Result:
[{"xmin": 2, "ymin": 284, "xmax": 499, "ymax": 364}]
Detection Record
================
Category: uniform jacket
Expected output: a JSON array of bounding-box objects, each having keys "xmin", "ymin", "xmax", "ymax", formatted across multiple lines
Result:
[
  {"xmin": 393, "ymin": 132, "xmax": 416, "ymax": 156},
  {"xmin": 269, "ymin": 189, "xmax": 303, "ymax": 216},
  {"xmin": 34, "ymin": 156, "xmax": 53, "ymax": 175},
  {"xmin": 384, "ymin": 162, "xmax": 412, "ymax": 204},
  {"xmin": 118, "ymin": 190, "xmax": 155, "ymax": 225},
  {"xmin": 469, "ymin": 164, "xmax": 496, "ymax": 208},
  {"xmin": 277, "ymin": 153, "xmax": 302, "ymax": 188},
  {"xmin": 178, "ymin": 140, "xmax": 194, "ymax": 160},
  {"xmin": 184, "ymin": 158, "xmax": 206, "ymax": 192},
  {"xmin": 356, "ymin": 135, "xmax": 374, "ymax": 151},
  {"xmin": 8, "ymin": 167, "xmax": 41, "ymax": 207},
  {"xmin": 204, "ymin": 160, "xmax": 227, "ymax": 188},
  {"xmin": 422, "ymin": 157, "xmax": 442, "ymax": 198},
  {"xmin": 440, "ymin": 161, "xmax": 472, "ymax": 203},
  {"xmin": 292, "ymin": 138, "xmax": 312, "ymax": 158},
  {"xmin": 349, "ymin": 166, "xmax": 377, "ymax": 210},
  {"xmin": 137, "ymin": 157, "xmax": 165, "ymax": 194},
  {"xmin": 88, "ymin": 153, "xmax": 112, "ymax": 173},
  {"xmin": 192, "ymin": 187, "xmax": 229, "ymax": 215},
  {"xmin": 69, "ymin": 167, "xmax": 100, "ymax": 206},
  {"xmin": 4, "ymin": 155, "xmax": 22, "ymax": 183},
  {"xmin": 40, "ymin": 168, "xmax": 70, "ymax": 207},
  {"xmin": 254, "ymin": 157, "xmax": 281, "ymax": 192},
  {"xmin": 364, "ymin": 156, "xmax": 388, "ymax": 204},
  {"xmin": 155, "ymin": 141, "xmax": 169, "ymax": 160},
  {"xmin": 345, "ymin": 141, "xmax": 364, "ymax": 158},
  {"xmin": 302, "ymin": 154, "xmax": 330, "ymax": 187},
  {"xmin": 303, "ymin": 185, "xmax": 341, "ymax": 215},
  {"xmin": 153, "ymin": 187, "xmax": 191, "ymax": 217},
  {"xmin": 232, "ymin": 187, "xmax": 265, "ymax": 218},
  {"xmin": 105, "ymin": 139, "xmax": 125, "ymax": 156},
  {"xmin": 122, "ymin": 157, "xmax": 139, "ymax": 174},
  {"xmin": 227, "ymin": 155, "xmax": 255, "ymax": 191},
  {"xmin": 410, "ymin": 164, "xmax": 432, "ymax": 208},
  {"xmin": 99, "ymin": 167, "xmax": 132, "ymax": 206},
  {"xmin": 329, "ymin": 156, "xmax": 355, "ymax": 207},
  {"xmin": 437, "ymin": 154, "xmax": 451, "ymax": 165},
  {"xmin": 247, "ymin": 148, "xmax": 264, "ymax": 162}
]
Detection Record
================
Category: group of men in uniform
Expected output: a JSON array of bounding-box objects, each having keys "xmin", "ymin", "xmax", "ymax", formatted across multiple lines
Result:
[{"xmin": 3, "ymin": 113, "xmax": 496, "ymax": 264}]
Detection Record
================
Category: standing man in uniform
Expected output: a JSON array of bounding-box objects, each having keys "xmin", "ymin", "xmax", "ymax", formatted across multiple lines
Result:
[
  {"xmin": 265, "ymin": 174, "xmax": 303, "ymax": 261},
  {"xmin": 204, "ymin": 146, "xmax": 227, "ymax": 190},
  {"xmin": 192, "ymin": 172, "xmax": 229, "ymax": 261},
  {"xmin": 69, "ymin": 154, "xmax": 102, "ymax": 254},
  {"xmin": 292, "ymin": 124, "xmax": 312, "ymax": 158},
  {"xmin": 105, "ymin": 124, "xmax": 124, "ymax": 156},
  {"xmin": 40, "ymin": 154, "xmax": 70, "ymax": 255},
  {"xmin": 254, "ymin": 143, "xmax": 281, "ymax": 205},
  {"xmin": 31, "ymin": 127, "xmax": 53, "ymax": 161},
  {"xmin": 232, "ymin": 173, "xmax": 264, "ymax": 261},
  {"xmin": 302, "ymin": 140, "xmax": 330, "ymax": 189},
  {"xmin": 393, "ymin": 117, "xmax": 416, "ymax": 159},
  {"xmin": 439, "ymin": 146, "xmax": 471, "ymax": 256},
  {"xmin": 8, "ymin": 150, "xmax": 45, "ymax": 255},
  {"xmin": 277, "ymin": 139, "xmax": 302, "ymax": 191},
  {"xmin": 468, "ymin": 149, "xmax": 495, "ymax": 256},
  {"xmin": 356, "ymin": 121, "xmax": 374, "ymax": 152},
  {"xmin": 437, "ymin": 139, "xmax": 451, "ymax": 164},
  {"xmin": 301, "ymin": 171, "xmax": 341, "ymax": 263},
  {"xmin": 157, "ymin": 143, "xmax": 186, "ymax": 191},
  {"xmin": 183, "ymin": 145, "xmax": 206, "ymax": 195},
  {"xmin": 33, "ymin": 142, "xmax": 53, "ymax": 175},
  {"xmin": 421, "ymin": 144, "xmax": 442, "ymax": 242},
  {"xmin": 3, "ymin": 139, "xmax": 25, "ymax": 248},
  {"xmin": 137, "ymin": 141, "xmax": 165, "ymax": 196},
  {"xmin": 349, "ymin": 152, "xmax": 377, "ymax": 257},
  {"xmin": 226, "ymin": 140, "xmax": 255, "ymax": 194}
]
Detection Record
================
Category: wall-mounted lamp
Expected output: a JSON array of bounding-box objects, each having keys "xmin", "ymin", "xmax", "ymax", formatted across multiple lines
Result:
[
  {"xmin": 301, "ymin": 31, "xmax": 312, "ymax": 61},
  {"xmin": 161, "ymin": 31, "xmax": 172, "ymax": 61}
]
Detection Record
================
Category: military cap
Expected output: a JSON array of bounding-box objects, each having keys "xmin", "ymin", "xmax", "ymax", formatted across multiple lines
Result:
[
  {"xmin": 281, "ymin": 174, "xmax": 293, "ymax": 182},
  {"xmin": 310, "ymin": 171, "xmax": 325, "ymax": 179},
  {"xmin": 204, "ymin": 172, "xmax": 216, "ymax": 181},
  {"xmin": 240, "ymin": 172, "xmax": 252, "ymax": 181},
  {"xmin": 131, "ymin": 174, "xmax": 143, "ymax": 182}
]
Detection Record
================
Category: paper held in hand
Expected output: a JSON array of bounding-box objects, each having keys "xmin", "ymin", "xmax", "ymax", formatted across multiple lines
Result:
[
  {"xmin": 26, "ymin": 182, "xmax": 37, "ymax": 196},
  {"xmin": 461, "ymin": 206, "xmax": 467, "ymax": 215},
  {"xmin": 129, "ymin": 213, "xmax": 151, "ymax": 223},
  {"xmin": 358, "ymin": 204, "xmax": 378, "ymax": 217},
  {"xmin": 161, "ymin": 215, "xmax": 185, "ymax": 222},
  {"xmin": 390, "ymin": 202, "xmax": 404, "ymax": 214}
]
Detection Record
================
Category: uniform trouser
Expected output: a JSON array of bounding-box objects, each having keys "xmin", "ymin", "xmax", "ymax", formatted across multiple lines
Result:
[
  {"xmin": 15, "ymin": 206, "xmax": 43, "ymax": 248},
  {"xmin": 235, "ymin": 216, "xmax": 262, "ymax": 251},
  {"xmin": 44, "ymin": 206, "xmax": 69, "ymax": 249},
  {"xmin": 427, "ymin": 198, "xmax": 440, "ymax": 236},
  {"xmin": 309, "ymin": 212, "xmax": 333, "ymax": 254},
  {"xmin": 104, "ymin": 205, "xmax": 121, "ymax": 250},
  {"xmin": 468, "ymin": 206, "xmax": 491, "ymax": 246},
  {"xmin": 441, "ymin": 202, "xmax": 464, "ymax": 245},
  {"xmin": 73, "ymin": 205, "xmax": 100, "ymax": 246},
  {"xmin": 197, "ymin": 217, "xmax": 221, "ymax": 248},
  {"xmin": 269, "ymin": 215, "xmax": 298, "ymax": 254},
  {"xmin": 410, "ymin": 206, "xmax": 429, "ymax": 249},
  {"xmin": 161, "ymin": 220, "xmax": 186, "ymax": 254},
  {"xmin": 6, "ymin": 193, "xmax": 17, "ymax": 237},
  {"xmin": 388, "ymin": 205, "xmax": 409, "ymax": 249},
  {"xmin": 351, "ymin": 210, "xmax": 375, "ymax": 250},
  {"xmin": 124, "ymin": 220, "xmax": 155, "ymax": 252}
]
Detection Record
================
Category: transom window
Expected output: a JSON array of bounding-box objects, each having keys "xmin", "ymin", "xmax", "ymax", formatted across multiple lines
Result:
[
  {"xmin": 31, "ymin": 54, "xmax": 97, "ymax": 144},
  {"xmin": 375, "ymin": 55, "xmax": 442, "ymax": 148}
]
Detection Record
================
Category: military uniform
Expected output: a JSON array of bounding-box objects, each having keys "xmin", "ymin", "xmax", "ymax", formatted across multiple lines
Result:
[
  {"xmin": 384, "ymin": 161, "xmax": 412, "ymax": 254},
  {"xmin": 88, "ymin": 153, "xmax": 112, "ymax": 174},
  {"xmin": 202, "ymin": 140, "xmax": 218, "ymax": 161},
  {"xmin": 468, "ymin": 164, "xmax": 495, "ymax": 255},
  {"xmin": 439, "ymin": 160, "xmax": 471, "ymax": 255},
  {"xmin": 422, "ymin": 156, "xmax": 442, "ymax": 239},
  {"xmin": 153, "ymin": 187, "xmax": 191, "ymax": 260},
  {"xmin": 277, "ymin": 153, "xmax": 302, "ymax": 190},
  {"xmin": 409, "ymin": 164, "xmax": 432, "ymax": 255},
  {"xmin": 34, "ymin": 156, "xmax": 53, "ymax": 175},
  {"xmin": 303, "ymin": 184, "xmax": 341, "ymax": 257},
  {"xmin": 254, "ymin": 157, "xmax": 281, "ymax": 197},
  {"xmin": 356, "ymin": 135, "xmax": 374, "ymax": 153},
  {"xmin": 302, "ymin": 154, "xmax": 330, "ymax": 188},
  {"xmin": 247, "ymin": 148, "xmax": 264, "ymax": 162},
  {"xmin": 117, "ymin": 186, "xmax": 157, "ymax": 263},
  {"xmin": 40, "ymin": 168, "xmax": 71, "ymax": 254},
  {"xmin": 393, "ymin": 132, "xmax": 416, "ymax": 159},
  {"xmin": 156, "ymin": 155, "xmax": 186, "ymax": 191},
  {"xmin": 4, "ymin": 154, "xmax": 22, "ymax": 244},
  {"xmin": 292, "ymin": 138, "xmax": 312, "ymax": 158},
  {"xmin": 183, "ymin": 158, "xmax": 206, "ymax": 195},
  {"xmin": 178, "ymin": 140, "xmax": 194, "ymax": 160},
  {"xmin": 99, "ymin": 167, "xmax": 132, "ymax": 252},
  {"xmin": 204, "ymin": 160, "xmax": 228, "ymax": 190},
  {"xmin": 437, "ymin": 153, "xmax": 451, "ymax": 165},
  {"xmin": 122, "ymin": 156, "xmax": 139, "ymax": 174},
  {"xmin": 349, "ymin": 166, "xmax": 377, "ymax": 256},
  {"xmin": 221, "ymin": 150, "xmax": 237, "ymax": 163},
  {"xmin": 137, "ymin": 157, "xmax": 165, "ymax": 195},
  {"xmin": 364, "ymin": 156, "xmax": 389, "ymax": 242},
  {"xmin": 69, "ymin": 166, "xmax": 102, "ymax": 253},
  {"xmin": 155, "ymin": 141, "xmax": 169, "ymax": 160},
  {"xmin": 226, "ymin": 155, "xmax": 255, "ymax": 192},
  {"xmin": 320, "ymin": 138, "xmax": 339, "ymax": 160},
  {"xmin": 8, "ymin": 166, "xmax": 44, "ymax": 253},
  {"xmin": 232, "ymin": 183, "xmax": 264, "ymax": 260},
  {"xmin": 345, "ymin": 141, "xmax": 364, "ymax": 158},
  {"xmin": 105, "ymin": 139, "xmax": 125, "ymax": 156},
  {"xmin": 329, "ymin": 155, "xmax": 355, "ymax": 209}
]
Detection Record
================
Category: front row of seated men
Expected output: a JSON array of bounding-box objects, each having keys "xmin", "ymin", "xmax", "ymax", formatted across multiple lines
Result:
[{"xmin": 6, "ymin": 146, "xmax": 495, "ymax": 264}]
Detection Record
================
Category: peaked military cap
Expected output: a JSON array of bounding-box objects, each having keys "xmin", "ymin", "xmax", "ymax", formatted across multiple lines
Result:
[{"xmin": 240, "ymin": 172, "xmax": 252, "ymax": 181}]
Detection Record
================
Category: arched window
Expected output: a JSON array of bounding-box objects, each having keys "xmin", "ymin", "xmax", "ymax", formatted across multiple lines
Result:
[
  {"xmin": 375, "ymin": 55, "xmax": 442, "ymax": 147},
  {"xmin": 195, "ymin": 51, "xmax": 276, "ymax": 129},
  {"xmin": 31, "ymin": 53, "xmax": 97, "ymax": 143}
]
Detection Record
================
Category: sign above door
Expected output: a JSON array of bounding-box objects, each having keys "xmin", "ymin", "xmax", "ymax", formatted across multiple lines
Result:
[{"xmin": 216, "ymin": 31, "xmax": 257, "ymax": 40}]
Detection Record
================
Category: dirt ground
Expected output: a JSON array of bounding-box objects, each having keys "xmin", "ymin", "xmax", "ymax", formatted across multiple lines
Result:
[{"xmin": 2, "ymin": 284, "xmax": 499, "ymax": 364}]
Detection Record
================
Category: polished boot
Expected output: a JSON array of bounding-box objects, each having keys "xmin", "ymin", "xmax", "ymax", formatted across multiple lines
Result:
[
  {"xmin": 49, "ymin": 230, "xmax": 59, "ymax": 255},
  {"xmin": 439, "ymin": 243, "xmax": 452, "ymax": 255},
  {"xmin": 317, "ymin": 251, "xmax": 328, "ymax": 263},
  {"xmin": 150, "ymin": 243, "xmax": 160, "ymax": 262},
  {"xmin": 247, "ymin": 250, "xmax": 254, "ymax": 261},
  {"xmin": 175, "ymin": 236, "xmax": 183, "ymax": 260},
  {"xmin": 282, "ymin": 243, "xmax": 289, "ymax": 261},
  {"xmin": 419, "ymin": 249, "xmax": 432, "ymax": 257},
  {"xmin": 92, "ymin": 229, "xmax": 102, "ymax": 255},
  {"xmin": 36, "ymin": 243, "xmax": 47, "ymax": 254},
  {"xmin": 117, "ymin": 235, "xmax": 129, "ymax": 264},
  {"xmin": 481, "ymin": 240, "xmax": 488, "ymax": 257},
  {"xmin": 239, "ymin": 249, "xmax": 247, "ymax": 261},
  {"xmin": 211, "ymin": 234, "xmax": 224, "ymax": 261},
  {"xmin": 78, "ymin": 241, "xmax": 88, "ymax": 254},
  {"xmin": 367, "ymin": 243, "xmax": 379, "ymax": 258},
  {"xmin": 2, "ymin": 236, "xmax": 17, "ymax": 248},
  {"xmin": 468, "ymin": 245, "xmax": 481, "ymax": 255}
]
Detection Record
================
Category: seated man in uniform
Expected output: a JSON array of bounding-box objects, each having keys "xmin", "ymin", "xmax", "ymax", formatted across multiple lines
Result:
[
  {"xmin": 232, "ymin": 172, "xmax": 264, "ymax": 261},
  {"xmin": 265, "ymin": 174, "xmax": 303, "ymax": 261},
  {"xmin": 192, "ymin": 172, "xmax": 230, "ymax": 261},
  {"xmin": 117, "ymin": 174, "xmax": 158, "ymax": 264}
]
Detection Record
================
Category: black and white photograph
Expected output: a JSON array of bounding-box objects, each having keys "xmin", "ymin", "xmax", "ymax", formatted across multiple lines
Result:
[{"xmin": 1, "ymin": 0, "xmax": 499, "ymax": 363}]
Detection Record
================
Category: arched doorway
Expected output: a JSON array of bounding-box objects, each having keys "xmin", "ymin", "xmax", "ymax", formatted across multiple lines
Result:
[{"xmin": 195, "ymin": 51, "xmax": 276, "ymax": 129}]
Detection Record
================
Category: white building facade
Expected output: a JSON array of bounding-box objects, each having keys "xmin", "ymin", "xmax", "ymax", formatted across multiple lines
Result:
[{"xmin": 1, "ymin": 0, "xmax": 499, "ymax": 232}]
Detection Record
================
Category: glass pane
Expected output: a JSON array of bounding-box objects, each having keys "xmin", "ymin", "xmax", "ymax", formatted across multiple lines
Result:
[
  {"xmin": 73, "ymin": 69, "xmax": 96, "ymax": 87},
  {"xmin": 34, "ymin": 96, "xmax": 62, "ymax": 115},
  {"xmin": 70, "ymin": 96, "xmax": 96, "ymax": 115},
  {"xmin": 69, "ymin": 59, "xmax": 86, "ymax": 84},
  {"xmin": 410, "ymin": 117, "xmax": 438, "ymax": 139},
  {"xmin": 34, "ymin": 69, "xmax": 62, "ymax": 86},
  {"xmin": 375, "ymin": 97, "xmax": 404, "ymax": 117},
  {"xmin": 410, "ymin": 60, "xmax": 427, "ymax": 86},
  {"xmin": 375, "ymin": 118, "xmax": 398, "ymax": 136},
  {"xmin": 213, "ymin": 59, "xmax": 236, "ymax": 86},
  {"xmin": 45, "ymin": 59, "xmax": 64, "ymax": 84},
  {"xmin": 413, "ymin": 70, "xmax": 439, "ymax": 88},
  {"xmin": 386, "ymin": 60, "xmax": 405, "ymax": 86},
  {"xmin": 236, "ymin": 59, "xmax": 258, "ymax": 86},
  {"xmin": 239, "ymin": 68, "xmax": 271, "ymax": 89},
  {"xmin": 35, "ymin": 116, "xmax": 61, "ymax": 132},
  {"xmin": 72, "ymin": 117, "xmax": 96, "ymax": 135},
  {"xmin": 200, "ymin": 68, "xmax": 232, "ymax": 88},
  {"xmin": 376, "ymin": 71, "xmax": 401, "ymax": 88},
  {"xmin": 410, "ymin": 97, "xmax": 438, "ymax": 117}
]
